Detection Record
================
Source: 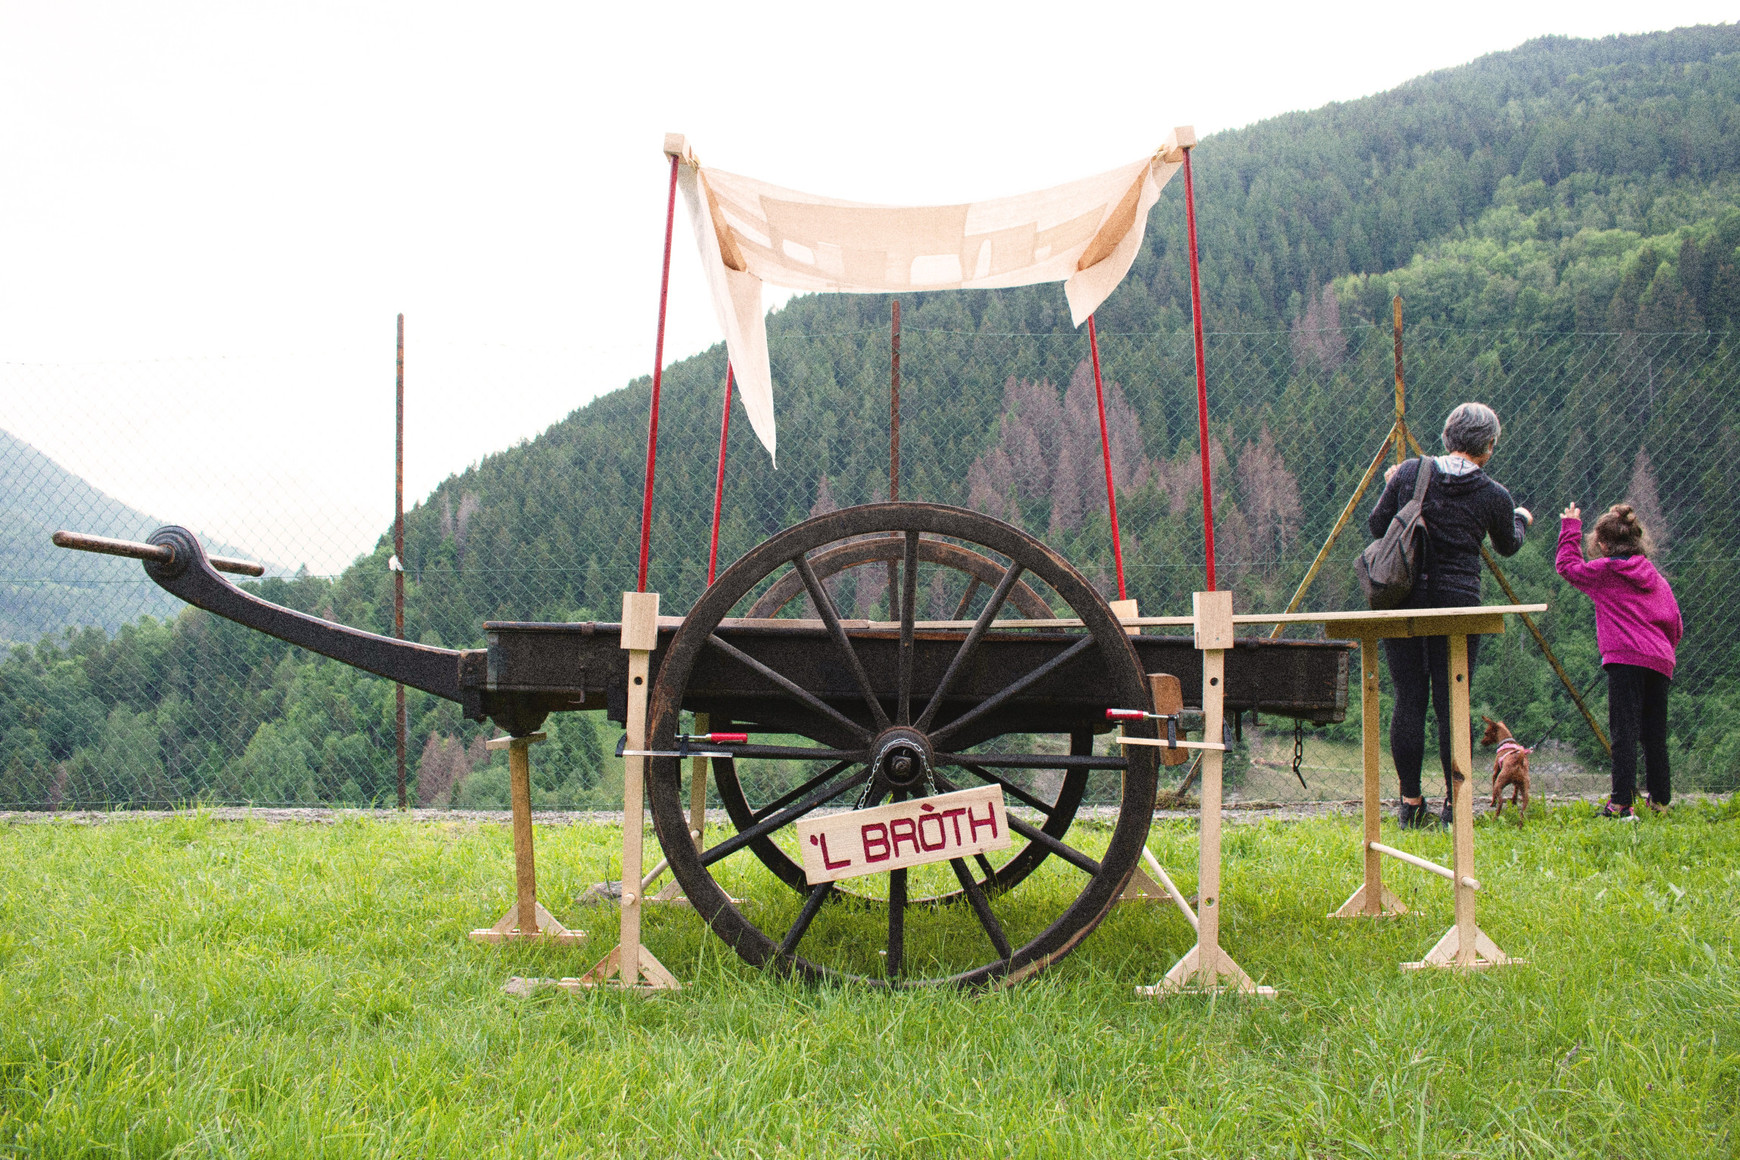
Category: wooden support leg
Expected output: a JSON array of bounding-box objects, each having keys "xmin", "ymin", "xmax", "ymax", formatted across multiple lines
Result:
[
  {"xmin": 575, "ymin": 591, "xmax": 681, "ymax": 992},
  {"xmin": 1403, "ymin": 633, "xmax": 1514, "ymax": 970},
  {"xmin": 1333, "ymin": 636, "xmax": 1405, "ymax": 918},
  {"xmin": 470, "ymin": 732, "xmax": 585, "ymax": 945},
  {"xmin": 1142, "ymin": 591, "xmax": 1275, "ymax": 999}
]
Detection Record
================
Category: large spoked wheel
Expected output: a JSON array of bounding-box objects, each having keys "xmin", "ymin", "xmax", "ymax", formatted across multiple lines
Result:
[
  {"xmin": 720, "ymin": 528, "xmax": 1088, "ymax": 901},
  {"xmin": 646, "ymin": 503, "xmax": 1158, "ymax": 988}
]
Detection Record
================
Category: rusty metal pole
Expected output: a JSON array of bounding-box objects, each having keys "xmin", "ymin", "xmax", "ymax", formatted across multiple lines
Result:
[
  {"xmin": 890, "ymin": 299, "xmax": 901, "ymax": 503},
  {"xmin": 1393, "ymin": 296, "xmax": 1407, "ymax": 466},
  {"xmin": 394, "ymin": 314, "xmax": 407, "ymax": 811}
]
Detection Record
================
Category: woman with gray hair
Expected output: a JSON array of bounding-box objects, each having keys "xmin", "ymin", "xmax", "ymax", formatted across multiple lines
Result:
[{"xmin": 1367, "ymin": 402, "xmax": 1533, "ymax": 827}]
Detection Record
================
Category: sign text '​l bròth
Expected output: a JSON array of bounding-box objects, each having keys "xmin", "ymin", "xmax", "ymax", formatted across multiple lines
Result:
[{"xmin": 794, "ymin": 785, "xmax": 1012, "ymax": 885}]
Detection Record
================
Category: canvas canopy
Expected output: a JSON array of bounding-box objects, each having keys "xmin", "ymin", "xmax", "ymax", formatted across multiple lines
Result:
[{"xmin": 671, "ymin": 131, "xmax": 1193, "ymax": 462}]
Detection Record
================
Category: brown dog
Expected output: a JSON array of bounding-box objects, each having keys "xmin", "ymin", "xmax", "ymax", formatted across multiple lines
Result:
[{"xmin": 1481, "ymin": 715, "xmax": 1532, "ymax": 817}]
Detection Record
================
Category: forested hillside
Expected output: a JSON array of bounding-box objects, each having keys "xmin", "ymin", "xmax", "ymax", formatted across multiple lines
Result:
[{"xmin": 7, "ymin": 24, "xmax": 1740, "ymax": 809}]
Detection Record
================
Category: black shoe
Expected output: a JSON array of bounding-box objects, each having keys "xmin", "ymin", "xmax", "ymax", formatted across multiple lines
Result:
[
  {"xmin": 1438, "ymin": 800, "xmax": 1455, "ymax": 828},
  {"xmin": 1397, "ymin": 800, "xmax": 1430, "ymax": 829}
]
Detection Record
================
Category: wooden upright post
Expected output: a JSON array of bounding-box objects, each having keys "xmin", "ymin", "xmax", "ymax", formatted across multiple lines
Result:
[
  {"xmin": 1403, "ymin": 631, "xmax": 1514, "ymax": 970},
  {"xmin": 1331, "ymin": 638, "xmax": 1405, "ymax": 918},
  {"xmin": 578, "ymin": 591, "xmax": 680, "ymax": 990},
  {"xmin": 469, "ymin": 732, "xmax": 584, "ymax": 944},
  {"xmin": 1143, "ymin": 590, "xmax": 1275, "ymax": 998}
]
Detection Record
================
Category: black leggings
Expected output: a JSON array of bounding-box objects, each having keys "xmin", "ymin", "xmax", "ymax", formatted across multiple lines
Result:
[
  {"xmin": 1384, "ymin": 634, "xmax": 1481, "ymax": 800},
  {"xmin": 1606, "ymin": 663, "xmax": 1671, "ymax": 806}
]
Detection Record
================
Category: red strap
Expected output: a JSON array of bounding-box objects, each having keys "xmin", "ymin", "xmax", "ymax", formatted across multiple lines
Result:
[
  {"xmin": 1182, "ymin": 146, "xmax": 1217, "ymax": 591},
  {"xmin": 1086, "ymin": 315, "xmax": 1127, "ymax": 601},
  {"xmin": 636, "ymin": 154, "xmax": 681, "ymax": 592}
]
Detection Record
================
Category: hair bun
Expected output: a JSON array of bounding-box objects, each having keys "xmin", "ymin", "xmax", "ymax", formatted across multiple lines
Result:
[{"xmin": 1615, "ymin": 504, "xmax": 1639, "ymax": 525}]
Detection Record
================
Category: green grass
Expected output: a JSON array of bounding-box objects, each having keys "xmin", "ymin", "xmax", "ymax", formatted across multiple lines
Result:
[{"xmin": 2, "ymin": 803, "xmax": 1737, "ymax": 1158}]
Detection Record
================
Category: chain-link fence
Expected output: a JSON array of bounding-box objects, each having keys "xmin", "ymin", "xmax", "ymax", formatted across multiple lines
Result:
[{"xmin": 5, "ymin": 321, "xmax": 1738, "ymax": 810}]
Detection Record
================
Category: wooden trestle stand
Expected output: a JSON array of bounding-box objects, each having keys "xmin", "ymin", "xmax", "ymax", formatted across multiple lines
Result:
[
  {"xmin": 574, "ymin": 591, "xmax": 682, "ymax": 992},
  {"xmin": 1319, "ymin": 606, "xmax": 1540, "ymax": 971},
  {"xmin": 469, "ymin": 731, "xmax": 585, "ymax": 945}
]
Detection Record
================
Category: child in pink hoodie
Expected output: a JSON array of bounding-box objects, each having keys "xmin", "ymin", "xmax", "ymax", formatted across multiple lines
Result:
[{"xmin": 1557, "ymin": 503, "xmax": 1684, "ymax": 817}]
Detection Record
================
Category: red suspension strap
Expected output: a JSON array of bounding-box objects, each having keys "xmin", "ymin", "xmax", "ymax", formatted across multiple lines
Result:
[
  {"xmin": 636, "ymin": 153, "xmax": 681, "ymax": 593},
  {"xmin": 1181, "ymin": 145, "xmax": 1218, "ymax": 591},
  {"xmin": 706, "ymin": 364, "xmax": 735, "ymax": 585},
  {"xmin": 1085, "ymin": 315, "xmax": 1127, "ymax": 601}
]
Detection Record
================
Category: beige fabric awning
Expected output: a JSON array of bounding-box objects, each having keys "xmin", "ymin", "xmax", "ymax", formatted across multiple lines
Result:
[{"xmin": 671, "ymin": 130, "xmax": 1193, "ymax": 462}]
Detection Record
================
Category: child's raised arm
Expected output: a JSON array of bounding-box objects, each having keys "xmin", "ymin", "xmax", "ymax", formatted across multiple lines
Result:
[{"xmin": 1555, "ymin": 504, "xmax": 1603, "ymax": 590}]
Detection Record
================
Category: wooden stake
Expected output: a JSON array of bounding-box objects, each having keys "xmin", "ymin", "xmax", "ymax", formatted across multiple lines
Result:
[{"xmin": 469, "ymin": 732, "xmax": 585, "ymax": 945}]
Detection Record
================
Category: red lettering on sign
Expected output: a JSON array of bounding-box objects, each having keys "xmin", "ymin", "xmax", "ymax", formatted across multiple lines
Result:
[
  {"xmin": 819, "ymin": 833, "xmax": 852, "ymax": 870},
  {"xmin": 917, "ymin": 812, "xmax": 947, "ymax": 851},
  {"xmin": 890, "ymin": 816, "xmax": 919, "ymax": 857},
  {"xmin": 861, "ymin": 822, "xmax": 890, "ymax": 862},
  {"xmin": 940, "ymin": 806, "xmax": 967, "ymax": 843},
  {"xmin": 968, "ymin": 801, "xmax": 998, "ymax": 841}
]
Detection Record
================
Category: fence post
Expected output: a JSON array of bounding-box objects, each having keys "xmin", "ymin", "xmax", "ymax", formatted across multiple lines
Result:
[{"xmin": 394, "ymin": 313, "xmax": 406, "ymax": 812}]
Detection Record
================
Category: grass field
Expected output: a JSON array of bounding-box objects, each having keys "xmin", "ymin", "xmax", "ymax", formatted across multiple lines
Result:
[{"xmin": 2, "ymin": 802, "xmax": 1737, "ymax": 1158}]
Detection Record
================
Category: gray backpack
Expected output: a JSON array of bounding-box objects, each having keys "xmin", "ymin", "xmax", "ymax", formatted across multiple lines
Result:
[{"xmin": 1356, "ymin": 458, "xmax": 1433, "ymax": 610}]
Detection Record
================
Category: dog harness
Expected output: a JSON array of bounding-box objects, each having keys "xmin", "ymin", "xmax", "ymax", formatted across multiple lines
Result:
[{"xmin": 1494, "ymin": 738, "xmax": 1532, "ymax": 766}]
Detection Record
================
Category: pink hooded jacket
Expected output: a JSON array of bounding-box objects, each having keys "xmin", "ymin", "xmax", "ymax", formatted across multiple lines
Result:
[{"xmin": 1556, "ymin": 517, "xmax": 1684, "ymax": 678}]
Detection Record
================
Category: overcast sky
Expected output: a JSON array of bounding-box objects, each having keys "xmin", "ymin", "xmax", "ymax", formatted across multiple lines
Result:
[{"xmin": 3, "ymin": 2, "xmax": 1734, "ymax": 572}]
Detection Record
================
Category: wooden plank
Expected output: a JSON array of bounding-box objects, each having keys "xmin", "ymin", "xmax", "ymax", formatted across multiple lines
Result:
[
  {"xmin": 1160, "ymin": 125, "xmax": 1197, "ymax": 163},
  {"xmin": 1109, "ymin": 598, "xmax": 1140, "ymax": 636},
  {"xmin": 1147, "ymin": 672, "xmax": 1189, "ymax": 767},
  {"xmin": 794, "ymin": 785, "xmax": 1011, "ymax": 885},
  {"xmin": 620, "ymin": 591, "xmax": 661, "ymax": 652},
  {"xmin": 744, "ymin": 604, "xmax": 1543, "ymax": 633},
  {"xmin": 662, "ymin": 132, "xmax": 687, "ymax": 159},
  {"xmin": 1449, "ymin": 633, "xmax": 1477, "ymax": 967},
  {"xmin": 1194, "ymin": 640, "xmax": 1225, "ymax": 983},
  {"xmin": 1192, "ymin": 590, "xmax": 1235, "ymax": 651},
  {"xmin": 619, "ymin": 644, "xmax": 652, "ymax": 981},
  {"xmin": 507, "ymin": 739, "xmax": 539, "ymax": 936},
  {"xmin": 1360, "ymin": 639, "xmax": 1393, "ymax": 915}
]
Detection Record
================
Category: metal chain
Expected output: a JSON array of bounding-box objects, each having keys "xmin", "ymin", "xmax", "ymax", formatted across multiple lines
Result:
[{"xmin": 1291, "ymin": 720, "xmax": 1310, "ymax": 790}]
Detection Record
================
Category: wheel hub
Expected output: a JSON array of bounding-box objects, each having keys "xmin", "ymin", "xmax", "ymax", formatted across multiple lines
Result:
[{"xmin": 870, "ymin": 726, "xmax": 933, "ymax": 791}]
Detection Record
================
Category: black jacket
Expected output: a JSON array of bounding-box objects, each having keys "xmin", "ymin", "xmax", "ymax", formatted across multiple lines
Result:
[{"xmin": 1367, "ymin": 457, "xmax": 1527, "ymax": 605}]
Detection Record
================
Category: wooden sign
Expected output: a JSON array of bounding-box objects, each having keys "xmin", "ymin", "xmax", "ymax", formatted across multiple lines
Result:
[{"xmin": 795, "ymin": 785, "xmax": 1012, "ymax": 885}]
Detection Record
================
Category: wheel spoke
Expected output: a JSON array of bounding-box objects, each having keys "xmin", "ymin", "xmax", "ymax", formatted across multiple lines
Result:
[
  {"xmin": 897, "ymin": 530, "xmax": 919, "ymax": 724},
  {"xmin": 914, "ymin": 561, "xmax": 1024, "ymax": 732},
  {"xmin": 951, "ymin": 762, "xmax": 1057, "ymax": 815},
  {"xmin": 932, "ymin": 769, "xmax": 1101, "ymax": 876},
  {"xmin": 1003, "ymin": 813, "xmax": 1101, "ymax": 876},
  {"xmin": 887, "ymin": 867, "xmax": 907, "ymax": 977},
  {"xmin": 795, "ymin": 555, "xmax": 891, "ymax": 732},
  {"xmin": 705, "ymin": 634, "xmax": 873, "ymax": 744},
  {"xmin": 950, "ymin": 577, "xmax": 981, "ymax": 620},
  {"xmin": 778, "ymin": 882, "xmax": 835, "ymax": 957},
  {"xmin": 749, "ymin": 760, "xmax": 854, "ymax": 822},
  {"xmin": 950, "ymin": 858, "xmax": 1012, "ymax": 960},
  {"xmin": 700, "ymin": 767, "xmax": 872, "ymax": 867},
  {"xmin": 936, "ymin": 751, "xmax": 1126, "ymax": 771},
  {"xmin": 927, "ymin": 634, "xmax": 1096, "ymax": 749}
]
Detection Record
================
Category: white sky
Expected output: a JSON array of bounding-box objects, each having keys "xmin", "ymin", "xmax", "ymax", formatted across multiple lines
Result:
[{"xmin": 2, "ymin": 1, "xmax": 1734, "ymax": 573}]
